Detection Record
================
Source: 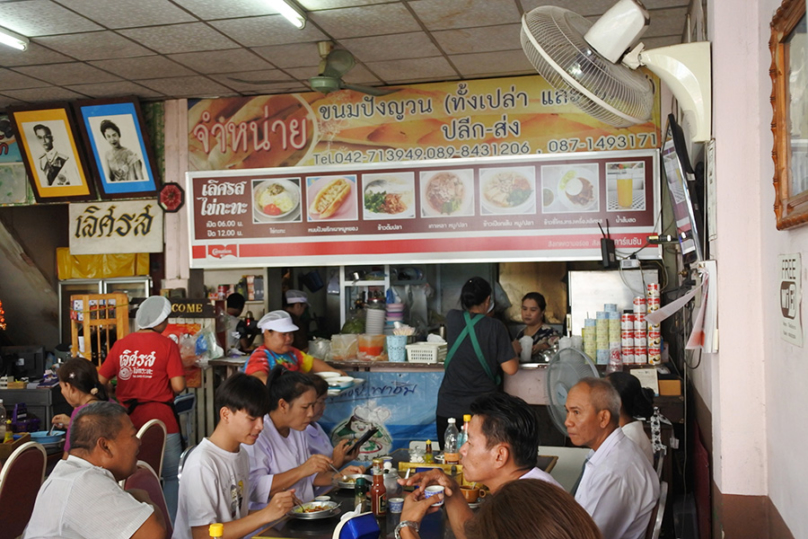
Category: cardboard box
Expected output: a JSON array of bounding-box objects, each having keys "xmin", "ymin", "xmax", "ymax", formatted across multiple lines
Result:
[{"xmin": 658, "ymin": 379, "xmax": 682, "ymax": 396}]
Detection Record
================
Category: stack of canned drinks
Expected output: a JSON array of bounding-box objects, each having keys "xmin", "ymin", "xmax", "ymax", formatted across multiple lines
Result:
[
  {"xmin": 647, "ymin": 283, "xmax": 662, "ymax": 364},
  {"xmin": 619, "ymin": 283, "xmax": 662, "ymax": 365}
]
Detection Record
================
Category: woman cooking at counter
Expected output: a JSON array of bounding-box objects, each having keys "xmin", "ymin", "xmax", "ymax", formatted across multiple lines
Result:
[
  {"xmin": 435, "ymin": 277, "xmax": 519, "ymax": 443},
  {"xmin": 245, "ymin": 366, "xmax": 364, "ymax": 507},
  {"xmin": 243, "ymin": 310, "xmax": 343, "ymax": 382},
  {"xmin": 512, "ymin": 292, "xmax": 560, "ymax": 361}
]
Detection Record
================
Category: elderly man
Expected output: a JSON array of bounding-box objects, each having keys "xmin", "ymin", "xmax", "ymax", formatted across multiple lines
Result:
[
  {"xmin": 399, "ymin": 392, "xmax": 560, "ymax": 539},
  {"xmin": 566, "ymin": 377, "xmax": 659, "ymax": 539},
  {"xmin": 23, "ymin": 401, "xmax": 166, "ymax": 539}
]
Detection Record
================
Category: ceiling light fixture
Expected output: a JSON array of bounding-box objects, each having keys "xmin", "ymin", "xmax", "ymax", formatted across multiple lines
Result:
[
  {"xmin": 265, "ymin": 0, "xmax": 307, "ymax": 29},
  {"xmin": 0, "ymin": 26, "xmax": 29, "ymax": 51}
]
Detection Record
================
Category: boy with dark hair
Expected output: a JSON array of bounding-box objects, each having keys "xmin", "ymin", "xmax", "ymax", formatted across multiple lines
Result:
[{"xmin": 173, "ymin": 374, "xmax": 295, "ymax": 539}]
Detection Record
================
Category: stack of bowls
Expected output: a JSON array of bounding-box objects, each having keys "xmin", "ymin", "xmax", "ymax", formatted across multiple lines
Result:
[
  {"xmin": 365, "ymin": 307, "xmax": 386, "ymax": 335},
  {"xmin": 385, "ymin": 303, "xmax": 405, "ymax": 331}
]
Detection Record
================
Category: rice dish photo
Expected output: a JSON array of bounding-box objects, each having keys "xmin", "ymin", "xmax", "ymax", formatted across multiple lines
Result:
[
  {"xmin": 255, "ymin": 181, "xmax": 298, "ymax": 217},
  {"xmin": 483, "ymin": 171, "xmax": 533, "ymax": 208}
]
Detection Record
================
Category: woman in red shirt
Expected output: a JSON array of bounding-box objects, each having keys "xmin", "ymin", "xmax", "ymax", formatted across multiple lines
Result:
[{"xmin": 99, "ymin": 295, "xmax": 186, "ymax": 522}]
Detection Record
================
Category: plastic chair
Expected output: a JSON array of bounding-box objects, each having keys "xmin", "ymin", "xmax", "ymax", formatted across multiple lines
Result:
[
  {"xmin": 644, "ymin": 480, "xmax": 668, "ymax": 539},
  {"xmin": 0, "ymin": 441, "xmax": 47, "ymax": 538},
  {"xmin": 124, "ymin": 460, "xmax": 173, "ymax": 538},
  {"xmin": 137, "ymin": 419, "xmax": 167, "ymax": 479},
  {"xmin": 177, "ymin": 443, "xmax": 197, "ymax": 482},
  {"xmin": 174, "ymin": 393, "xmax": 196, "ymax": 447}
]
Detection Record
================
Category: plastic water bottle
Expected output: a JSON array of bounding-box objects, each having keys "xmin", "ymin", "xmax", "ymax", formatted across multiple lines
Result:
[
  {"xmin": 457, "ymin": 414, "xmax": 471, "ymax": 448},
  {"xmin": 444, "ymin": 418, "xmax": 460, "ymax": 464}
]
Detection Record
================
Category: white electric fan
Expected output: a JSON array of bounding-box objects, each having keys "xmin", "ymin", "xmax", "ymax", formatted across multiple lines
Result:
[
  {"xmin": 520, "ymin": 0, "xmax": 711, "ymax": 142},
  {"xmin": 545, "ymin": 348, "xmax": 600, "ymax": 436}
]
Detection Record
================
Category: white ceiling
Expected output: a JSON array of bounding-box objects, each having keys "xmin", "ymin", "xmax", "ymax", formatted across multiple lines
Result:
[{"xmin": 0, "ymin": 0, "xmax": 689, "ymax": 109}]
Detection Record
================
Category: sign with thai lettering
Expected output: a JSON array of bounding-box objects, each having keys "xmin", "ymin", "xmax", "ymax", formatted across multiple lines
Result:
[
  {"xmin": 187, "ymin": 149, "xmax": 661, "ymax": 268},
  {"xmin": 779, "ymin": 253, "xmax": 803, "ymax": 346},
  {"xmin": 187, "ymin": 75, "xmax": 661, "ymax": 171},
  {"xmin": 319, "ymin": 371, "xmax": 443, "ymax": 461},
  {"xmin": 69, "ymin": 199, "xmax": 163, "ymax": 254}
]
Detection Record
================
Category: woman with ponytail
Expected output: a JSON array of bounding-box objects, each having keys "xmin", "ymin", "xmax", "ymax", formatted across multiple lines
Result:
[{"xmin": 52, "ymin": 357, "xmax": 108, "ymax": 456}]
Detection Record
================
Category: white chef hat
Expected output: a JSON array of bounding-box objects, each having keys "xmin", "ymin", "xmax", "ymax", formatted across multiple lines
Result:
[
  {"xmin": 136, "ymin": 296, "xmax": 172, "ymax": 329},
  {"xmin": 257, "ymin": 310, "xmax": 299, "ymax": 333},
  {"xmin": 285, "ymin": 289, "xmax": 308, "ymax": 304}
]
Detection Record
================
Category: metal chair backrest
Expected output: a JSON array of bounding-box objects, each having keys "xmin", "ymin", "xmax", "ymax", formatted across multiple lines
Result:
[
  {"xmin": 653, "ymin": 447, "xmax": 666, "ymax": 479},
  {"xmin": 136, "ymin": 419, "xmax": 167, "ymax": 479},
  {"xmin": 0, "ymin": 441, "xmax": 47, "ymax": 538},
  {"xmin": 177, "ymin": 443, "xmax": 197, "ymax": 482},
  {"xmin": 124, "ymin": 460, "xmax": 173, "ymax": 538},
  {"xmin": 174, "ymin": 393, "xmax": 196, "ymax": 447},
  {"xmin": 644, "ymin": 480, "xmax": 668, "ymax": 539}
]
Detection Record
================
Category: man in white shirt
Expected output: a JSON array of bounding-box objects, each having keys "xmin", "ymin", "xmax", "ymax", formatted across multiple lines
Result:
[
  {"xmin": 173, "ymin": 373, "xmax": 295, "ymax": 539},
  {"xmin": 401, "ymin": 392, "xmax": 561, "ymax": 539},
  {"xmin": 566, "ymin": 378, "xmax": 659, "ymax": 539},
  {"xmin": 23, "ymin": 401, "xmax": 166, "ymax": 539}
]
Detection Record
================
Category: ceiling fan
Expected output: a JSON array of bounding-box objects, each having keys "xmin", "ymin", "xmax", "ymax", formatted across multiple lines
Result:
[
  {"xmin": 308, "ymin": 41, "xmax": 395, "ymax": 97},
  {"xmin": 520, "ymin": 0, "xmax": 711, "ymax": 142}
]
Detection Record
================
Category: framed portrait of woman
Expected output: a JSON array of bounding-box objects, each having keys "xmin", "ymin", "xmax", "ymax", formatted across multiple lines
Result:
[
  {"xmin": 7, "ymin": 103, "xmax": 96, "ymax": 203},
  {"xmin": 72, "ymin": 97, "xmax": 161, "ymax": 199}
]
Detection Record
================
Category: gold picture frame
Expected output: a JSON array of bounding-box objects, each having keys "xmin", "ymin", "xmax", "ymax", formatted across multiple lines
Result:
[{"xmin": 771, "ymin": 0, "xmax": 808, "ymax": 229}]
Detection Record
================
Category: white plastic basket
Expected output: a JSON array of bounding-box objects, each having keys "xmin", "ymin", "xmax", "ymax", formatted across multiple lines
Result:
[{"xmin": 405, "ymin": 343, "xmax": 447, "ymax": 363}]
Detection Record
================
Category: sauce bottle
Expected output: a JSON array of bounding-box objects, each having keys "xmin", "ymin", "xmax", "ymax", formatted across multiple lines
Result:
[
  {"xmin": 424, "ymin": 440, "xmax": 434, "ymax": 463},
  {"xmin": 209, "ymin": 523, "xmax": 223, "ymax": 538},
  {"xmin": 370, "ymin": 458, "xmax": 387, "ymax": 516},
  {"xmin": 355, "ymin": 477, "xmax": 369, "ymax": 512}
]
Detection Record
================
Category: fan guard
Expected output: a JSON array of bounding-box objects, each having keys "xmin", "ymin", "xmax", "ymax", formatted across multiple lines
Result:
[
  {"xmin": 545, "ymin": 347, "xmax": 600, "ymax": 436},
  {"xmin": 520, "ymin": 6, "xmax": 655, "ymax": 128}
]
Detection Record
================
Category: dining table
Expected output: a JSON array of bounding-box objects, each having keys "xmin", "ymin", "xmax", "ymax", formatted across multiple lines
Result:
[{"xmin": 253, "ymin": 448, "xmax": 559, "ymax": 539}]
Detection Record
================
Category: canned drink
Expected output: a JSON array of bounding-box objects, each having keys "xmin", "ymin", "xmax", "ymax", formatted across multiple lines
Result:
[
  {"xmin": 621, "ymin": 337, "xmax": 634, "ymax": 348},
  {"xmin": 621, "ymin": 330, "xmax": 633, "ymax": 339},
  {"xmin": 646, "ymin": 283, "xmax": 660, "ymax": 297},
  {"xmin": 622, "ymin": 347, "xmax": 635, "ymax": 364},
  {"xmin": 634, "ymin": 313, "xmax": 646, "ymax": 325},
  {"xmin": 633, "ymin": 296, "xmax": 647, "ymax": 313},
  {"xmin": 649, "ymin": 346, "xmax": 662, "ymax": 363},
  {"xmin": 648, "ymin": 297, "xmax": 661, "ymax": 310},
  {"xmin": 217, "ymin": 285, "xmax": 227, "ymax": 300},
  {"xmin": 634, "ymin": 333, "xmax": 647, "ymax": 347}
]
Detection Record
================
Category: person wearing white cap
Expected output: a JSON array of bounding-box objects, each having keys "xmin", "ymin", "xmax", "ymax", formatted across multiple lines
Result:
[
  {"xmin": 283, "ymin": 289, "xmax": 310, "ymax": 352},
  {"xmin": 99, "ymin": 295, "xmax": 186, "ymax": 522},
  {"xmin": 243, "ymin": 310, "xmax": 342, "ymax": 383}
]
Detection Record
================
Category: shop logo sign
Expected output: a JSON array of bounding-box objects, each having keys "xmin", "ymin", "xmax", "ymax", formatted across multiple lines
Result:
[{"xmin": 208, "ymin": 244, "xmax": 237, "ymax": 258}]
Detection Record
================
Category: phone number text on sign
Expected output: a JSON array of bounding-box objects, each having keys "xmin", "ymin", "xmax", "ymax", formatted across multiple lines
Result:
[
  {"xmin": 313, "ymin": 142, "xmax": 534, "ymax": 165},
  {"xmin": 547, "ymin": 133, "xmax": 659, "ymax": 153}
]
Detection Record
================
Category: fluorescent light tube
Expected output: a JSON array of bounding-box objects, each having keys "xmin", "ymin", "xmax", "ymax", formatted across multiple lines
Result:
[
  {"xmin": 0, "ymin": 26, "xmax": 29, "ymax": 51},
  {"xmin": 265, "ymin": 0, "xmax": 307, "ymax": 29}
]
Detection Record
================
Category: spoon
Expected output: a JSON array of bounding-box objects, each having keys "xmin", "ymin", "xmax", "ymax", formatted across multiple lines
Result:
[{"xmin": 329, "ymin": 463, "xmax": 348, "ymax": 482}]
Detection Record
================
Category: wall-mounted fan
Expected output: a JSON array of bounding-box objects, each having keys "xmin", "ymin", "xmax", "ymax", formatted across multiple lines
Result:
[
  {"xmin": 520, "ymin": 0, "xmax": 711, "ymax": 142},
  {"xmin": 309, "ymin": 41, "xmax": 394, "ymax": 97},
  {"xmin": 545, "ymin": 348, "xmax": 600, "ymax": 436}
]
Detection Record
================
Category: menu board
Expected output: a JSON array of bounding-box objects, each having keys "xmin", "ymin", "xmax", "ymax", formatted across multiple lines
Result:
[{"xmin": 188, "ymin": 149, "xmax": 661, "ymax": 268}]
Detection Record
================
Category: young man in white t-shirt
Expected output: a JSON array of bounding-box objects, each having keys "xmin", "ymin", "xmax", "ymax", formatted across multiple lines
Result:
[{"xmin": 173, "ymin": 374, "xmax": 295, "ymax": 539}]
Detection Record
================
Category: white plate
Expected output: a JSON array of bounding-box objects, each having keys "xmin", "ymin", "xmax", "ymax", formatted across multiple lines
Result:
[
  {"xmin": 479, "ymin": 167, "xmax": 536, "ymax": 215},
  {"xmin": 253, "ymin": 178, "xmax": 301, "ymax": 221},
  {"xmin": 556, "ymin": 167, "xmax": 599, "ymax": 212},
  {"xmin": 420, "ymin": 169, "xmax": 475, "ymax": 218}
]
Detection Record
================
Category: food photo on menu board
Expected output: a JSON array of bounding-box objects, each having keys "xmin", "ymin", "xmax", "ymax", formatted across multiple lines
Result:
[
  {"xmin": 479, "ymin": 166, "xmax": 537, "ymax": 216},
  {"xmin": 541, "ymin": 163, "xmax": 600, "ymax": 214},
  {"xmin": 420, "ymin": 168, "xmax": 475, "ymax": 218},
  {"xmin": 306, "ymin": 174, "xmax": 358, "ymax": 221},
  {"xmin": 605, "ymin": 161, "xmax": 646, "ymax": 212},
  {"xmin": 251, "ymin": 177, "xmax": 303, "ymax": 224},
  {"xmin": 362, "ymin": 172, "xmax": 416, "ymax": 220}
]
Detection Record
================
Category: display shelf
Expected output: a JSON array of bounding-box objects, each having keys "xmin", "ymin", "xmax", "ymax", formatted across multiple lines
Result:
[
  {"xmin": 69, "ymin": 293, "xmax": 129, "ymax": 368},
  {"xmin": 338, "ymin": 265, "xmax": 390, "ymax": 328}
]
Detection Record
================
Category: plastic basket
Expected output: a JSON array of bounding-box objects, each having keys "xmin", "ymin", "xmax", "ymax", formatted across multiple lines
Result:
[{"xmin": 405, "ymin": 343, "xmax": 447, "ymax": 364}]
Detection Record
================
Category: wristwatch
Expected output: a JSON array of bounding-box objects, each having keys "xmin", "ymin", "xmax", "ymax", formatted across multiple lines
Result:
[{"xmin": 395, "ymin": 520, "xmax": 420, "ymax": 539}]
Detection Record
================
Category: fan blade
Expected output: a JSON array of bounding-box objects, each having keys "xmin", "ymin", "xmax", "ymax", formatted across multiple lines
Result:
[
  {"xmin": 342, "ymin": 83, "xmax": 398, "ymax": 97},
  {"xmin": 322, "ymin": 49, "xmax": 356, "ymax": 78}
]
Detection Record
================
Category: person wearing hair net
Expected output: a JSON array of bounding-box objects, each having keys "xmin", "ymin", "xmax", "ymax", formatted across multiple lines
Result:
[
  {"xmin": 283, "ymin": 289, "xmax": 310, "ymax": 352},
  {"xmin": 242, "ymin": 310, "xmax": 343, "ymax": 383},
  {"xmin": 99, "ymin": 295, "xmax": 186, "ymax": 522}
]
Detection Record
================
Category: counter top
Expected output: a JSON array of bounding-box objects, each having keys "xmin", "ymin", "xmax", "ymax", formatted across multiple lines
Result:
[{"xmin": 326, "ymin": 360, "xmax": 445, "ymax": 371}]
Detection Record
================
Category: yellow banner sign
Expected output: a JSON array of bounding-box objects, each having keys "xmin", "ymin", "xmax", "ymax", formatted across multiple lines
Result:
[{"xmin": 188, "ymin": 75, "xmax": 660, "ymax": 171}]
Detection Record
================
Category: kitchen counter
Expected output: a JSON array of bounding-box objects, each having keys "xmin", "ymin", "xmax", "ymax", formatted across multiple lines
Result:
[{"xmin": 326, "ymin": 360, "xmax": 444, "ymax": 372}]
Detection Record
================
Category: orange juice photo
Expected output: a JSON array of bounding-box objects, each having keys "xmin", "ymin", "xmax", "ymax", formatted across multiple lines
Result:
[{"xmin": 617, "ymin": 176, "xmax": 634, "ymax": 208}]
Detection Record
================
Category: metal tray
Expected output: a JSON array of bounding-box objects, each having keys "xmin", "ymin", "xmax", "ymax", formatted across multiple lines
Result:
[
  {"xmin": 287, "ymin": 501, "xmax": 341, "ymax": 520},
  {"xmin": 337, "ymin": 474, "xmax": 372, "ymax": 490}
]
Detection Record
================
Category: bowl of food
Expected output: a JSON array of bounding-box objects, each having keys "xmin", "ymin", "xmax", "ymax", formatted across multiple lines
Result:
[
  {"xmin": 338, "ymin": 473, "xmax": 372, "ymax": 490},
  {"xmin": 253, "ymin": 179, "xmax": 300, "ymax": 220},
  {"xmin": 480, "ymin": 170, "xmax": 534, "ymax": 214},
  {"xmin": 328, "ymin": 376, "xmax": 356, "ymax": 390},
  {"xmin": 288, "ymin": 500, "xmax": 340, "ymax": 520},
  {"xmin": 423, "ymin": 171, "xmax": 469, "ymax": 216},
  {"xmin": 557, "ymin": 169, "xmax": 598, "ymax": 211},
  {"xmin": 315, "ymin": 372, "xmax": 341, "ymax": 381},
  {"xmin": 30, "ymin": 430, "xmax": 65, "ymax": 444}
]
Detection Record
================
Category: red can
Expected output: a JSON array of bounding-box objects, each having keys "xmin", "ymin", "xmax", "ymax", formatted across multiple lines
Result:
[
  {"xmin": 622, "ymin": 347, "xmax": 636, "ymax": 364},
  {"xmin": 633, "ymin": 296, "xmax": 646, "ymax": 313},
  {"xmin": 648, "ymin": 297, "xmax": 661, "ymax": 310},
  {"xmin": 646, "ymin": 283, "xmax": 660, "ymax": 297}
]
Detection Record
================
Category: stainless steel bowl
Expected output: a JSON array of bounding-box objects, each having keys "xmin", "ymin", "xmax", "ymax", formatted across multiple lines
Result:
[
  {"xmin": 338, "ymin": 473, "xmax": 372, "ymax": 490},
  {"xmin": 287, "ymin": 501, "xmax": 340, "ymax": 520}
]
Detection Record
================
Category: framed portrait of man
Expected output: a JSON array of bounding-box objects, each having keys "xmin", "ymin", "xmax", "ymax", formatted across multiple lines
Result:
[
  {"xmin": 7, "ymin": 103, "xmax": 96, "ymax": 203},
  {"xmin": 72, "ymin": 97, "xmax": 161, "ymax": 199}
]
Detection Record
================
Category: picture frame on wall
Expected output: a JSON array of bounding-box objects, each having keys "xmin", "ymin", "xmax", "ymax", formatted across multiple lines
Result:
[
  {"xmin": 72, "ymin": 97, "xmax": 161, "ymax": 199},
  {"xmin": 7, "ymin": 103, "xmax": 96, "ymax": 203}
]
